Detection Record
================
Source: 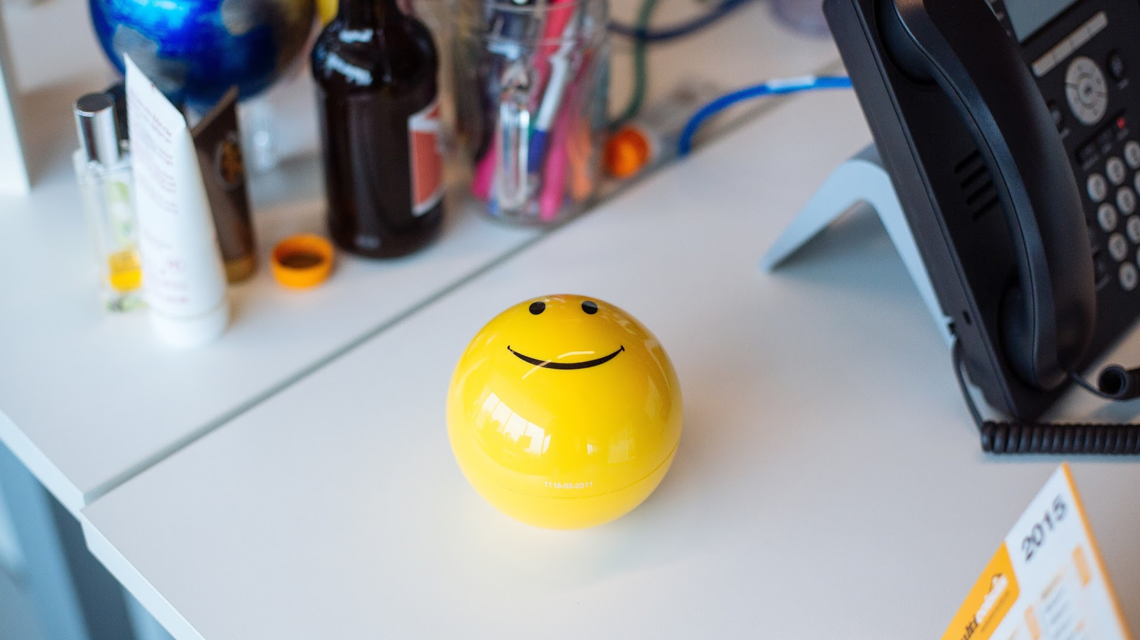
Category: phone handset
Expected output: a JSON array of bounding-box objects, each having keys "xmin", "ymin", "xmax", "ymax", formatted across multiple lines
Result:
[
  {"xmin": 881, "ymin": 0, "xmax": 1140, "ymax": 453},
  {"xmin": 879, "ymin": 0, "xmax": 1096, "ymax": 391}
]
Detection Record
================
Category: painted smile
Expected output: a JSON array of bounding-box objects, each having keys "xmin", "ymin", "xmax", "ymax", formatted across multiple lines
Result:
[{"xmin": 507, "ymin": 345, "xmax": 625, "ymax": 370}]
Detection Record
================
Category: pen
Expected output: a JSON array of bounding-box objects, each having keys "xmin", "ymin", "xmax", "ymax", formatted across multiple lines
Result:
[
  {"xmin": 533, "ymin": 0, "xmax": 576, "ymax": 87},
  {"xmin": 527, "ymin": 17, "xmax": 579, "ymax": 173},
  {"xmin": 539, "ymin": 95, "xmax": 573, "ymax": 220},
  {"xmin": 567, "ymin": 108, "xmax": 595, "ymax": 202}
]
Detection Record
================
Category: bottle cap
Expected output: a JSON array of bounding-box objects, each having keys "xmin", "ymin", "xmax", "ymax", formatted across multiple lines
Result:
[
  {"xmin": 603, "ymin": 126, "xmax": 652, "ymax": 179},
  {"xmin": 150, "ymin": 301, "xmax": 230, "ymax": 348},
  {"xmin": 271, "ymin": 234, "xmax": 335, "ymax": 289},
  {"xmin": 104, "ymin": 83, "xmax": 130, "ymax": 144},
  {"xmin": 75, "ymin": 92, "xmax": 124, "ymax": 167}
]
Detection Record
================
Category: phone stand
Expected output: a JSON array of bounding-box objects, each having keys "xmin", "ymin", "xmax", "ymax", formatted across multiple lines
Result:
[{"xmin": 761, "ymin": 144, "xmax": 953, "ymax": 346}]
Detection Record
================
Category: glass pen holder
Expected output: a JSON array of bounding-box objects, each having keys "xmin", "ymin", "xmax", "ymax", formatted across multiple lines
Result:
[{"xmin": 454, "ymin": 0, "xmax": 609, "ymax": 225}]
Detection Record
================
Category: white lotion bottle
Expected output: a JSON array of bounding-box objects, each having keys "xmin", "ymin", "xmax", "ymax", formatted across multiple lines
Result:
[{"xmin": 125, "ymin": 56, "xmax": 229, "ymax": 347}]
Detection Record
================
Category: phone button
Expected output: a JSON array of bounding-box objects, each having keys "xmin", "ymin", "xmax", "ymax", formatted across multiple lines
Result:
[
  {"xmin": 1117, "ymin": 187, "xmax": 1137, "ymax": 214},
  {"xmin": 1128, "ymin": 216, "xmax": 1140, "ymax": 242},
  {"xmin": 1126, "ymin": 141, "xmax": 1140, "ymax": 168},
  {"xmin": 1066, "ymin": 57, "xmax": 1109, "ymax": 125},
  {"xmin": 1109, "ymin": 51, "xmax": 1127, "ymax": 82},
  {"xmin": 1088, "ymin": 173, "xmax": 1108, "ymax": 201},
  {"xmin": 1109, "ymin": 233, "xmax": 1129, "ymax": 261},
  {"xmin": 1107, "ymin": 157, "xmax": 1127, "ymax": 184},
  {"xmin": 1099, "ymin": 203, "xmax": 1120, "ymax": 231},
  {"xmin": 1120, "ymin": 263, "xmax": 1138, "ymax": 291},
  {"xmin": 1097, "ymin": 128, "xmax": 1116, "ymax": 153},
  {"xmin": 1078, "ymin": 143, "xmax": 1099, "ymax": 167}
]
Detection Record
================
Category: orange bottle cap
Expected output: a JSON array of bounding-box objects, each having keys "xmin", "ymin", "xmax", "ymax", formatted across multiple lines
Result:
[
  {"xmin": 604, "ymin": 126, "xmax": 652, "ymax": 179},
  {"xmin": 271, "ymin": 234, "xmax": 335, "ymax": 289}
]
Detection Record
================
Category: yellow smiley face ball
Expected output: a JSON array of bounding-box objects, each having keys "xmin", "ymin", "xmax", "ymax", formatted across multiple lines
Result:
[{"xmin": 447, "ymin": 294, "xmax": 682, "ymax": 529}]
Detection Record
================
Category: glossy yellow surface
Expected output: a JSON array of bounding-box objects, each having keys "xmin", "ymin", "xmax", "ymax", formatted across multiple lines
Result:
[
  {"xmin": 447, "ymin": 294, "xmax": 682, "ymax": 529},
  {"xmin": 317, "ymin": 0, "xmax": 337, "ymax": 24}
]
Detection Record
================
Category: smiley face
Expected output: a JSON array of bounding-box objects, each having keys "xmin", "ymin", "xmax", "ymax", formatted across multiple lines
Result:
[
  {"xmin": 447, "ymin": 294, "xmax": 683, "ymax": 529},
  {"xmin": 505, "ymin": 299, "xmax": 625, "ymax": 369}
]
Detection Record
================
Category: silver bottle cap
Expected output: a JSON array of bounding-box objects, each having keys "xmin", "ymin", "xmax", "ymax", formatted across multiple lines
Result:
[{"xmin": 75, "ymin": 93, "xmax": 123, "ymax": 167}]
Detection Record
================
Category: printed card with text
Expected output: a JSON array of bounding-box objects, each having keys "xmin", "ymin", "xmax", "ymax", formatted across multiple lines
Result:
[{"xmin": 942, "ymin": 464, "xmax": 1132, "ymax": 640}]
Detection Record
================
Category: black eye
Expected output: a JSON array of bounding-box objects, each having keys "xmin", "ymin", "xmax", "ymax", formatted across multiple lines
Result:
[
  {"xmin": 529, "ymin": 301, "xmax": 546, "ymax": 315},
  {"xmin": 581, "ymin": 301, "xmax": 598, "ymax": 314}
]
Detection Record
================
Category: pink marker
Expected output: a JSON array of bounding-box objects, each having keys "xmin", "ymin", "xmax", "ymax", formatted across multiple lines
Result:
[
  {"xmin": 471, "ymin": 147, "xmax": 495, "ymax": 201},
  {"xmin": 534, "ymin": 0, "xmax": 576, "ymax": 91},
  {"xmin": 539, "ymin": 100, "xmax": 573, "ymax": 220}
]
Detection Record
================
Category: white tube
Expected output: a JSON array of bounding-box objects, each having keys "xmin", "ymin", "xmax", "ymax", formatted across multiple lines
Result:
[
  {"xmin": 0, "ymin": 11, "xmax": 29, "ymax": 196},
  {"xmin": 125, "ymin": 55, "xmax": 229, "ymax": 347}
]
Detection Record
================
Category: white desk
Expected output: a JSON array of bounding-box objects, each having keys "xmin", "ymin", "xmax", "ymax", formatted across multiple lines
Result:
[
  {"xmin": 0, "ymin": 0, "xmax": 840, "ymax": 517},
  {"xmin": 84, "ymin": 89, "xmax": 1140, "ymax": 639}
]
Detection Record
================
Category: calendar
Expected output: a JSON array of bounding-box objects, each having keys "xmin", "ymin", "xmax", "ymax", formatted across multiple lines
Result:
[{"xmin": 942, "ymin": 464, "xmax": 1131, "ymax": 640}]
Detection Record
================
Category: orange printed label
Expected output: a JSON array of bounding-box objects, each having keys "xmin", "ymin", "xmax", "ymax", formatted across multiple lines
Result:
[
  {"xmin": 941, "ymin": 544, "xmax": 1020, "ymax": 640},
  {"xmin": 1074, "ymin": 546, "xmax": 1092, "ymax": 587},
  {"xmin": 1025, "ymin": 606, "xmax": 1042, "ymax": 640},
  {"xmin": 409, "ymin": 97, "xmax": 444, "ymax": 216}
]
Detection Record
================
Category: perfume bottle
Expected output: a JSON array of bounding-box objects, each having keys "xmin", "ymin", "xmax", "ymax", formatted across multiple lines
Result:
[{"xmin": 73, "ymin": 92, "xmax": 144, "ymax": 311}]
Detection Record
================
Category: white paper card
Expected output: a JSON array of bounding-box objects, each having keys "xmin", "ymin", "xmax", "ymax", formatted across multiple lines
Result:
[{"xmin": 942, "ymin": 464, "xmax": 1131, "ymax": 640}]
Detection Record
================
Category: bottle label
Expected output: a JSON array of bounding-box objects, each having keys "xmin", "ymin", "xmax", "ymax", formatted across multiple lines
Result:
[{"xmin": 408, "ymin": 96, "xmax": 444, "ymax": 217}]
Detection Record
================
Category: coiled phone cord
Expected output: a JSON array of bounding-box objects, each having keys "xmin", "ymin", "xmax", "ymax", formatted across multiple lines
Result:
[{"xmin": 951, "ymin": 340, "xmax": 1140, "ymax": 454}]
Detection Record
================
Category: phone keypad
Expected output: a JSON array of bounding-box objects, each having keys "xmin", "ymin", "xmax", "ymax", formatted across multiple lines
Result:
[
  {"xmin": 1086, "ymin": 138, "xmax": 1139, "ymax": 291},
  {"xmin": 1077, "ymin": 115, "xmax": 1140, "ymax": 293}
]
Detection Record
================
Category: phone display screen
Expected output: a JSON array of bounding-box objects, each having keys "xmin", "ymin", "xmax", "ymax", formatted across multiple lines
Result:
[{"xmin": 1005, "ymin": 0, "xmax": 1079, "ymax": 42}]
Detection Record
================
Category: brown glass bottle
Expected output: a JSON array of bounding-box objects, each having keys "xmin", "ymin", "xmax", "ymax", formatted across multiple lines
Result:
[{"xmin": 312, "ymin": 0, "xmax": 445, "ymax": 258}]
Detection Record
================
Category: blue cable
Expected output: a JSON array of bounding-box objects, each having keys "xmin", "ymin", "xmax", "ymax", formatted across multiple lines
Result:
[
  {"xmin": 677, "ymin": 76, "xmax": 853, "ymax": 156},
  {"xmin": 609, "ymin": 0, "xmax": 756, "ymax": 42}
]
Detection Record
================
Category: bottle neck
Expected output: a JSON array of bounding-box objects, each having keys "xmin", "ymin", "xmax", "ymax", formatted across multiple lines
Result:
[{"xmin": 338, "ymin": 0, "xmax": 403, "ymax": 28}]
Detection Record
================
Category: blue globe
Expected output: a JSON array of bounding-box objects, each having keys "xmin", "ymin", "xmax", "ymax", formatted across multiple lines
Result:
[{"xmin": 90, "ymin": 0, "xmax": 315, "ymax": 108}]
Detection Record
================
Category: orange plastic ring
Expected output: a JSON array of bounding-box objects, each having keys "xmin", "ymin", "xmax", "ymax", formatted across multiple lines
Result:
[
  {"xmin": 603, "ymin": 126, "xmax": 652, "ymax": 179},
  {"xmin": 271, "ymin": 234, "xmax": 335, "ymax": 289}
]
